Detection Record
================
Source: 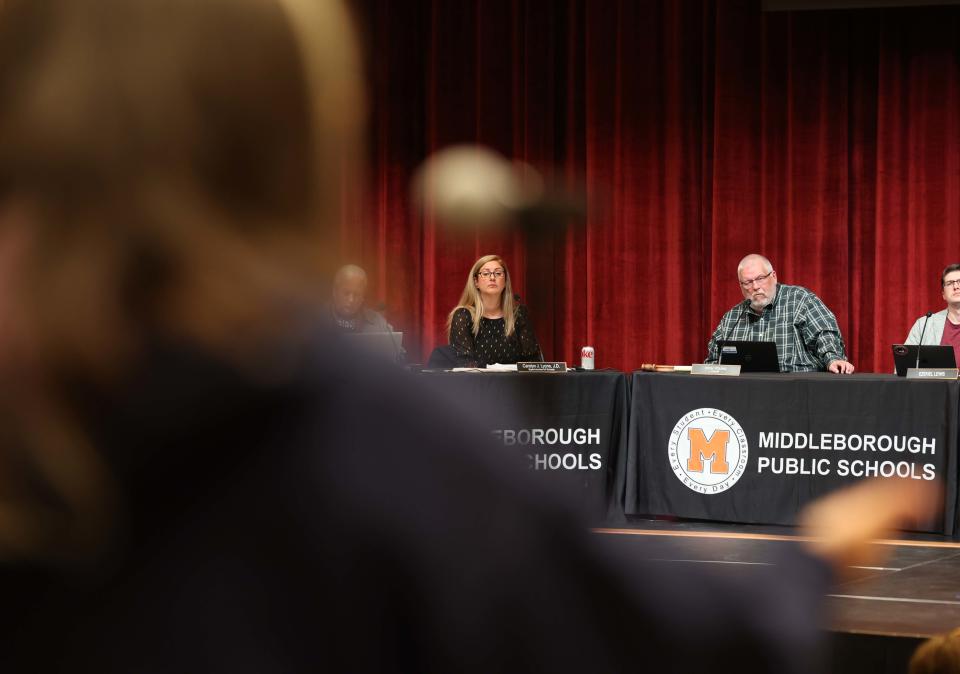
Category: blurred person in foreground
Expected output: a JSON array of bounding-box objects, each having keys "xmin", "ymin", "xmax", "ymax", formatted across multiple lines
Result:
[{"xmin": 0, "ymin": 0, "xmax": 939, "ymax": 673}]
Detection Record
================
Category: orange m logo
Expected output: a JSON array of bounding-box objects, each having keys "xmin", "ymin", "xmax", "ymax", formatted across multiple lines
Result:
[{"xmin": 687, "ymin": 428, "xmax": 730, "ymax": 474}]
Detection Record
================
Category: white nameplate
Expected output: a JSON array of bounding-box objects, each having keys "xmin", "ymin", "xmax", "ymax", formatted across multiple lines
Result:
[
  {"xmin": 691, "ymin": 364, "xmax": 741, "ymax": 377},
  {"xmin": 518, "ymin": 361, "xmax": 567, "ymax": 372},
  {"xmin": 906, "ymin": 368, "xmax": 959, "ymax": 380}
]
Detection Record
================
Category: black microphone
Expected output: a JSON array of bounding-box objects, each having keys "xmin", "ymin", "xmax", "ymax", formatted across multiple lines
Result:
[
  {"xmin": 717, "ymin": 301, "xmax": 749, "ymax": 365},
  {"xmin": 915, "ymin": 311, "xmax": 933, "ymax": 369}
]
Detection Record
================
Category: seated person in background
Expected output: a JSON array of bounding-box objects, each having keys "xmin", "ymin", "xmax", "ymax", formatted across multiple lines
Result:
[
  {"xmin": 331, "ymin": 263, "xmax": 404, "ymax": 361},
  {"xmin": 706, "ymin": 253, "xmax": 855, "ymax": 373},
  {"xmin": 447, "ymin": 254, "xmax": 541, "ymax": 367},
  {"xmin": 909, "ymin": 626, "xmax": 960, "ymax": 674},
  {"xmin": 330, "ymin": 264, "xmax": 394, "ymax": 333},
  {"xmin": 905, "ymin": 263, "xmax": 960, "ymax": 364}
]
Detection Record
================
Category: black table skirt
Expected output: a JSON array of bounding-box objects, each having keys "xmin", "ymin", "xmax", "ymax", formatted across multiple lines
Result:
[
  {"xmin": 420, "ymin": 370, "xmax": 629, "ymax": 523},
  {"xmin": 625, "ymin": 372, "xmax": 958, "ymax": 535}
]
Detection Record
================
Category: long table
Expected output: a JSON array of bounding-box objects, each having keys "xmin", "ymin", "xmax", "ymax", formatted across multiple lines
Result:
[
  {"xmin": 420, "ymin": 370, "xmax": 629, "ymax": 523},
  {"xmin": 625, "ymin": 372, "xmax": 959, "ymax": 535}
]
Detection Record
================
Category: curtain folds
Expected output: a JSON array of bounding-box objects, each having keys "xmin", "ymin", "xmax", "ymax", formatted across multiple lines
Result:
[{"xmin": 344, "ymin": 0, "xmax": 960, "ymax": 372}]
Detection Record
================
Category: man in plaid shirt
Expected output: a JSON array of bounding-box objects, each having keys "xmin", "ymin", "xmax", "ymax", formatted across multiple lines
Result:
[{"xmin": 706, "ymin": 254, "xmax": 855, "ymax": 373}]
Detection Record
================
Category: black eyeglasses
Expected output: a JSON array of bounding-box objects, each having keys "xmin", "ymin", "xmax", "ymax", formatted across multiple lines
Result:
[
  {"xmin": 739, "ymin": 271, "xmax": 774, "ymax": 289},
  {"xmin": 477, "ymin": 270, "xmax": 505, "ymax": 280}
]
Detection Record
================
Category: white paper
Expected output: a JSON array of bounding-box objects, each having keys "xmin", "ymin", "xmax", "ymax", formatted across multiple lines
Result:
[{"xmin": 450, "ymin": 363, "xmax": 518, "ymax": 373}]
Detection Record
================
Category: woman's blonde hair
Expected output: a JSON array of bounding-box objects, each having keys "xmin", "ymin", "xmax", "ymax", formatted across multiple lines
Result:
[
  {"xmin": 910, "ymin": 627, "xmax": 960, "ymax": 674},
  {"xmin": 446, "ymin": 254, "xmax": 518, "ymax": 339},
  {"xmin": 0, "ymin": 0, "xmax": 364, "ymax": 557}
]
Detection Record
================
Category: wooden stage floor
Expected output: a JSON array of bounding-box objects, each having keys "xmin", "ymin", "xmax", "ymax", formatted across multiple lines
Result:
[{"xmin": 595, "ymin": 521, "xmax": 960, "ymax": 673}]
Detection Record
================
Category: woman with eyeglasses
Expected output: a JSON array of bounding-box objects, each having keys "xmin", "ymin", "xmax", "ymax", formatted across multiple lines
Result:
[{"xmin": 446, "ymin": 254, "xmax": 542, "ymax": 367}]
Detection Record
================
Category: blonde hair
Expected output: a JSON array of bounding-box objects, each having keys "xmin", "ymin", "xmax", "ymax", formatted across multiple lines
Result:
[
  {"xmin": 0, "ymin": 0, "xmax": 363, "ymax": 557},
  {"xmin": 910, "ymin": 627, "xmax": 960, "ymax": 674},
  {"xmin": 447, "ymin": 254, "xmax": 518, "ymax": 339}
]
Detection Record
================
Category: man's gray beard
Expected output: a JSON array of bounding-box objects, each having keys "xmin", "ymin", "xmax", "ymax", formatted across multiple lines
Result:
[{"xmin": 750, "ymin": 286, "xmax": 777, "ymax": 311}]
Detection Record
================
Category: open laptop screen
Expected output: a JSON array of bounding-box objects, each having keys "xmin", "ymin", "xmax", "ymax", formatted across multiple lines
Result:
[
  {"xmin": 716, "ymin": 340, "xmax": 780, "ymax": 373},
  {"xmin": 892, "ymin": 344, "xmax": 957, "ymax": 376},
  {"xmin": 343, "ymin": 331, "xmax": 404, "ymax": 362}
]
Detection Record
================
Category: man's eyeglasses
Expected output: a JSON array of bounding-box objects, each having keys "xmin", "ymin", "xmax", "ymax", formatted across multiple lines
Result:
[
  {"xmin": 478, "ymin": 270, "xmax": 505, "ymax": 280},
  {"xmin": 739, "ymin": 271, "xmax": 774, "ymax": 289},
  {"xmin": 944, "ymin": 279, "xmax": 960, "ymax": 289}
]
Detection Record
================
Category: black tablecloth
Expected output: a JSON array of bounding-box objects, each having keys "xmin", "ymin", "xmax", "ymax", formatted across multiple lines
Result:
[
  {"xmin": 626, "ymin": 372, "xmax": 958, "ymax": 535},
  {"xmin": 420, "ymin": 370, "xmax": 629, "ymax": 523}
]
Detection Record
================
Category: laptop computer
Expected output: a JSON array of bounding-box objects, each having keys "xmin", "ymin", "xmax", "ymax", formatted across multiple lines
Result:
[
  {"xmin": 892, "ymin": 344, "xmax": 956, "ymax": 376},
  {"xmin": 716, "ymin": 340, "xmax": 780, "ymax": 373},
  {"xmin": 343, "ymin": 331, "xmax": 404, "ymax": 361}
]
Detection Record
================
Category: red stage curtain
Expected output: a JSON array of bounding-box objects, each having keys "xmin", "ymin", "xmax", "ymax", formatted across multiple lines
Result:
[{"xmin": 342, "ymin": 0, "xmax": 960, "ymax": 372}]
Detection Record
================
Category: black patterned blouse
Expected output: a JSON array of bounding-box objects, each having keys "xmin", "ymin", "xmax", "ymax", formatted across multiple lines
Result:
[{"xmin": 449, "ymin": 305, "xmax": 542, "ymax": 367}]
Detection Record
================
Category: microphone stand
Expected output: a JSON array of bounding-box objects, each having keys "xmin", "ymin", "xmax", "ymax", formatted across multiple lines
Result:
[
  {"xmin": 915, "ymin": 311, "xmax": 933, "ymax": 369},
  {"xmin": 717, "ymin": 302, "xmax": 748, "ymax": 365}
]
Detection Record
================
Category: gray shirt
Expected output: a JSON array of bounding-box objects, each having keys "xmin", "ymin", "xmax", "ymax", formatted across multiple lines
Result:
[{"xmin": 904, "ymin": 309, "xmax": 948, "ymax": 346}]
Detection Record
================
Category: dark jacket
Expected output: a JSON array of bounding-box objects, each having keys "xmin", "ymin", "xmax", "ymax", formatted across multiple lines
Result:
[{"xmin": 0, "ymin": 333, "xmax": 830, "ymax": 673}]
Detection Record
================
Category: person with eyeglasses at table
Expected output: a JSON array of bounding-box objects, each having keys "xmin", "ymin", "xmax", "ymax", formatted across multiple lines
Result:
[
  {"xmin": 706, "ymin": 253, "xmax": 855, "ymax": 373},
  {"xmin": 447, "ymin": 254, "xmax": 542, "ymax": 367},
  {"xmin": 904, "ymin": 263, "xmax": 960, "ymax": 365}
]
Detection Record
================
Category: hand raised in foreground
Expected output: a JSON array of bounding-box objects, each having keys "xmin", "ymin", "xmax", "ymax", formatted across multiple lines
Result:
[{"xmin": 799, "ymin": 477, "xmax": 942, "ymax": 576}]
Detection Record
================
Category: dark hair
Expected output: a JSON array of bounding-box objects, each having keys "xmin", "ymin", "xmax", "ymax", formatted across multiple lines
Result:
[{"xmin": 942, "ymin": 264, "xmax": 960, "ymax": 287}]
